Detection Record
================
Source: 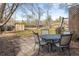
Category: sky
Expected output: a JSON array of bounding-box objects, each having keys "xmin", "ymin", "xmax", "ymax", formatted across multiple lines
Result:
[
  {"xmin": 44, "ymin": 4, "xmax": 68, "ymax": 20},
  {"xmin": 13, "ymin": 3, "xmax": 69, "ymax": 21}
]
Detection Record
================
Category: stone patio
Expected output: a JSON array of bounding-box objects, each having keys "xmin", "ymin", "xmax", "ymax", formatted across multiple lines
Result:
[{"xmin": 0, "ymin": 33, "xmax": 79, "ymax": 56}]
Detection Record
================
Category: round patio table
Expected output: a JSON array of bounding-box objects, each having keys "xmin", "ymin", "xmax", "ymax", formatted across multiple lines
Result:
[
  {"xmin": 41, "ymin": 34, "xmax": 61, "ymax": 42},
  {"xmin": 41, "ymin": 31, "xmax": 71, "ymax": 42},
  {"xmin": 40, "ymin": 34, "xmax": 61, "ymax": 52},
  {"xmin": 40, "ymin": 32, "xmax": 71, "ymax": 52}
]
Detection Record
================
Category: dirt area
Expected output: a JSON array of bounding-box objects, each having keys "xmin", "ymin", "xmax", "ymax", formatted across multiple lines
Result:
[{"xmin": 0, "ymin": 32, "xmax": 79, "ymax": 56}]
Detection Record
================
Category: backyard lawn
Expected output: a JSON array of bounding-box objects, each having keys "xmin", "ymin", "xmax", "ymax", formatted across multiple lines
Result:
[
  {"xmin": 16, "ymin": 28, "xmax": 56, "ymax": 37},
  {"xmin": 15, "ymin": 21, "xmax": 68, "ymax": 37}
]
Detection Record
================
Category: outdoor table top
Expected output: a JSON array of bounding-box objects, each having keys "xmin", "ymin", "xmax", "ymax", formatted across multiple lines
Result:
[
  {"xmin": 40, "ymin": 32, "xmax": 71, "ymax": 42},
  {"xmin": 40, "ymin": 34, "xmax": 61, "ymax": 42}
]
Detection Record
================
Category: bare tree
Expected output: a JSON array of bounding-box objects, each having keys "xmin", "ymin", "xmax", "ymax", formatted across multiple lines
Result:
[
  {"xmin": 43, "ymin": 4, "xmax": 52, "ymax": 28},
  {"xmin": 21, "ymin": 4, "xmax": 44, "ymax": 28},
  {"xmin": 32, "ymin": 4, "xmax": 44, "ymax": 28},
  {"xmin": 0, "ymin": 3, "xmax": 19, "ymax": 33},
  {"xmin": 19, "ymin": 4, "xmax": 34, "ymax": 26},
  {"xmin": 0, "ymin": 3, "xmax": 6, "ymax": 22}
]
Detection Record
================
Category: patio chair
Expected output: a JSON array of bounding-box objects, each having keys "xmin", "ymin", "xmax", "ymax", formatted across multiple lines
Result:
[
  {"xmin": 41, "ymin": 28, "xmax": 49, "ymax": 35},
  {"xmin": 55, "ymin": 33, "xmax": 72, "ymax": 56},
  {"xmin": 55, "ymin": 17, "xmax": 65, "ymax": 34},
  {"xmin": 56, "ymin": 26, "xmax": 65, "ymax": 34},
  {"xmin": 32, "ymin": 31, "xmax": 48, "ymax": 55}
]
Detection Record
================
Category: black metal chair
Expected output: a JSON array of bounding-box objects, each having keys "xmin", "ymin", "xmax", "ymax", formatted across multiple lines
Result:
[
  {"xmin": 55, "ymin": 33, "xmax": 72, "ymax": 55},
  {"xmin": 32, "ymin": 31, "xmax": 48, "ymax": 55},
  {"xmin": 55, "ymin": 27, "xmax": 65, "ymax": 34},
  {"xmin": 41, "ymin": 28, "xmax": 49, "ymax": 35}
]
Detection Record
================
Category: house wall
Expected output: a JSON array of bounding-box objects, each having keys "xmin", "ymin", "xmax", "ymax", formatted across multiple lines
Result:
[{"xmin": 69, "ymin": 5, "xmax": 79, "ymax": 40}]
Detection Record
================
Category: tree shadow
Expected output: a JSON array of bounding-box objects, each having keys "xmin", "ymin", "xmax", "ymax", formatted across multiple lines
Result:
[
  {"xmin": 0, "ymin": 35, "xmax": 21, "ymax": 56},
  {"xmin": 31, "ymin": 47, "xmax": 79, "ymax": 56}
]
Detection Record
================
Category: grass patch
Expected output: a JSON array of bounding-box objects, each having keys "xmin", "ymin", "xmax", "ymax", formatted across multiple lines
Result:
[{"xmin": 16, "ymin": 28, "xmax": 56, "ymax": 37}]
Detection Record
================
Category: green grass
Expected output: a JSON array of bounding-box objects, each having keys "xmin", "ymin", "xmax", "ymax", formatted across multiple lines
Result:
[
  {"xmin": 16, "ymin": 28, "xmax": 56, "ymax": 37},
  {"xmin": 15, "ymin": 22, "xmax": 68, "ymax": 37},
  {"xmin": 16, "ymin": 30, "xmax": 33, "ymax": 37}
]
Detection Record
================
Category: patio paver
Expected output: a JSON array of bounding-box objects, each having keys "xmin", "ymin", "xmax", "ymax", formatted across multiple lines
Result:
[{"xmin": 0, "ymin": 33, "xmax": 79, "ymax": 56}]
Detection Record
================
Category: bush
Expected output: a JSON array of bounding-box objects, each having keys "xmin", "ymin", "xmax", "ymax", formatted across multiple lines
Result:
[{"xmin": 0, "ymin": 25, "xmax": 15, "ymax": 32}]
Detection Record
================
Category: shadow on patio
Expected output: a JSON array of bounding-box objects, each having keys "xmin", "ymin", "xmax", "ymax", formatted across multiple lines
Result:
[
  {"xmin": 0, "ymin": 34, "xmax": 21, "ymax": 56},
  {"xmin": 30, "ymin": 40, "xmax": 79, "ymax": 56},
  {"xmin": 0, "ymin": 33, "xmax": 79, "ymax": 56}
]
